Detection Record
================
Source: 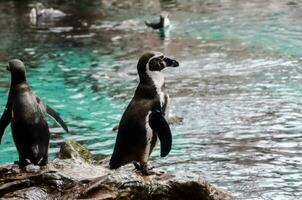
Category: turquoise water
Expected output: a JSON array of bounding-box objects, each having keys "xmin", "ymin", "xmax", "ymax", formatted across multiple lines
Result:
[{"xmin": 1, "ymin": 1, "xmax": 302, "ymax": 199}]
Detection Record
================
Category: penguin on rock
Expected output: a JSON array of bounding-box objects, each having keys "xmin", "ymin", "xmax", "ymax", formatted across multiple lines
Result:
[
  {"xmin": 110, "ymin": 52, "xmax": 179, "ymax": 175},
  {"xmin": 0, "ymin": 59, "xmax": 68, "ymax": 167}
]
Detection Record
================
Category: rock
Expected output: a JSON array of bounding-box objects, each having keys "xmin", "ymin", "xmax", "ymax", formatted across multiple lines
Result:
[
  {"xmin": 58, "ymin": 140, "xmax": 95, "ymax": 163},
  {"xmin": 0, "ymin": 140, "xmax": 233, "ymax": 200},
  {"xmin": 6, "ymin": 187, "xmax": 48, "ymax": 200},
  {"xmin": 25, "ymin": 164, "xmax": 41, "ymax": 173}
]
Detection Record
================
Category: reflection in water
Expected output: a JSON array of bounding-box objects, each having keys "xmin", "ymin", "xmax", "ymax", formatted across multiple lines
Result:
[{"xmin": 0, "ymin": 0, "xmax": 302, "ymax": 199}]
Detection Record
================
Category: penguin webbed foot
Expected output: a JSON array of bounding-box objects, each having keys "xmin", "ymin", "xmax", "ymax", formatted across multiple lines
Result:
[
  {"xmin": 133, "ymin": 161, "xmax": 141, "ymax": 170},
  {"xmin": 15, "ymin": 158, "xmax": 31, "ymax": 167},
  {"xmin": 15, "ymin": 155, "xmax": 48, "ymax": 168},
  {"xmin": 133, "ymin": 162, "xmax": 163, "ymax": 176},
  {"xmin": 39, "ymin": 155, "xmax": 48, "ymax": 166},
  {"xmin": 133, "ymin": 162, "xmax": 154, "ymax": 171}
]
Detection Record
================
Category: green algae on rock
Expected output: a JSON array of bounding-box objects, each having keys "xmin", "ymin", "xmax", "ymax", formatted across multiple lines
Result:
[{"xmin": 58, "ymin": 140, "xmax": 95, "ymax": 163}]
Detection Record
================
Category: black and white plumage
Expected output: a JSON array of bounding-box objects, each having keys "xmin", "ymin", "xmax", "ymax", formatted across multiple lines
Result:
[
  {"xmin": 145, "ymin": 12, "xmax": 170, "ymax": 30},
  {"xmin": 0, "ymin": 59, "xmax": 68, "ymax": 167},
  {"xmin": 110, "ymin": 52, "xmax": 179, "ymax": 175}
]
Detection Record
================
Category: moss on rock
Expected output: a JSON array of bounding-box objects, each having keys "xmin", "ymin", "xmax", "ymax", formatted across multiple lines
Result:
[{"xmin": 58, "ymin": 140, "xmax": 94, "ymax": 163}]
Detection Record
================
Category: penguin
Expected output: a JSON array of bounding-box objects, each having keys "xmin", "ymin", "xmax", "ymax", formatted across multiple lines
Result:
[
  {"xmin": 0, "ymin": 59, "xmax": 68, "ymax": 167},
  {"xmin": 29, "ymin": 3, "xmax": 66, "ymax": 24},
  {"xmin": 145, "ymin": 11, "xmax": 170, "ymax": 30},
  {"xmin": 110, "ymin": 52, "xmax": 179, "ymax": 175}
]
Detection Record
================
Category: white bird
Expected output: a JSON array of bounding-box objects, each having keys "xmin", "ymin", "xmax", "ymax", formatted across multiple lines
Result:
[{"xmin": 29, "ymin": 3, "xmax": 66, "ymax": 24}]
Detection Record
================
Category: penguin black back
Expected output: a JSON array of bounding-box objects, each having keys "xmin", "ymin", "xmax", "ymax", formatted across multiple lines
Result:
[{"xmin": 0, "ymin": 59, "xmax": 68, "ymax": 166}]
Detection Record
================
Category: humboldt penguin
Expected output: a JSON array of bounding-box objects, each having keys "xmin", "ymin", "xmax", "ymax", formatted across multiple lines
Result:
[
  {"xmin": 110, "ymin": 52, "xmax": 179, "ymax": 175},
  {"xmin": 145, "ymin": 12, "xmax": 170, "ymax": 30},
  {"xmin": 0, "ymin": 59, "xmax": 68, "ymax": 166}
]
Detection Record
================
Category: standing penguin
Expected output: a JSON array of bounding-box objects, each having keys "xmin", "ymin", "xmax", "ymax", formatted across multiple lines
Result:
[
  {"xmin": 110, "ymin": 52, "xmax": 179, "ymax": 175},
  {"xmin": 0, "ymin": 59, "xmax": 68, "ymax": 166}
]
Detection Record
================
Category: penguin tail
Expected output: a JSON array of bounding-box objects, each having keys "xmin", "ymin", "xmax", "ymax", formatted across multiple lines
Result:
[
  {"xmin": 109, "ymin": 154, "xmax": 122, "ymax": 169},
  {"xmin": 30, "ymin": 145, "xmax": 44, "ymax": 165},
  {"xmin": 31, "ymin": 145, "xmax": 39, "ymax": 158}
]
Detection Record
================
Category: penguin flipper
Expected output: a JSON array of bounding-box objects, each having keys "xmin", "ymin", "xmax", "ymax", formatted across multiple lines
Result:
[
  {"xmin": 145, "ymin": 21, "xmax": 151, "ymax": 27},
  {"xmin": 46, "ymin": 105, "xmax": 69, "ymax": 133},
  {"xmin": 36, "ymin": 96, "xmax": 69, "ymax": 133},
  {"xmin": 0, "ymin": 107, "xmax": 12, "ymax": 144},
  {"xmin": 145, "ymin": 21, "xmax": 160, "ymax": 29},
  {"xmin": 149, "ymin": 109, "xmax": 172, "ymax": 157}
]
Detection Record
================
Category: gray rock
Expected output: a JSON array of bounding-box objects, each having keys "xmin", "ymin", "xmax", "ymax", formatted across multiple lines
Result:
[{"xmin": 0, "ymin": 140, "xmax": 233, "ymax": 200}]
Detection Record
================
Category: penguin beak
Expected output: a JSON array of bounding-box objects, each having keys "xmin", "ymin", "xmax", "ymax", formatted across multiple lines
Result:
[
  {"xmin": 6, "ymin": 64, "xmax": 10, "ymax": 71},
  {"xmin": 163, "ymin": 57, "xmax": 179, "ymax": 67}
]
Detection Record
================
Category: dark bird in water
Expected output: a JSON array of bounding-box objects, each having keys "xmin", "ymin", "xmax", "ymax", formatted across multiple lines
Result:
[
  {"xmin": 145, "ymin": 12, "xmax": 170, "ymax": 30},
  {"xmin": 110, "ymin": 52, "xmax": 179, "ymax": 175},
  {"xmin": 0, "ymin": 59, "xmax": 68, "ymax": 167}
]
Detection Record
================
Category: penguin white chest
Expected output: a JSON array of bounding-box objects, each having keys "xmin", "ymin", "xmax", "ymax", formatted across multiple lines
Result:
[
  {"xmin": 164, "ymin": 17, "xmax": 170, "ymax": 28},
  {"xmin": 146, "ymin": 70, "xmax": 165, "ymax": 106},
  {"xmin": 143, "ymin": 112, "xmax": 153, "ymax": 162}
]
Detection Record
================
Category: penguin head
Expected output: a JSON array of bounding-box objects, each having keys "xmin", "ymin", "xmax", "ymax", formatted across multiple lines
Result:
[
  {"xmin": 137, "ymin": 52, "xmax": 179, "ymax": 82},
  {"xmin": 35, "ymin": 3, "xmax": 44, "ymax": 15},
  {"xmin": 138, "ymin": 52, "xmax": 178, "ymax": 72},
  {"xmin": 160, "ymin": 12, "xmax": 170, "ymax": 26},
  {"xmin": 160, "ymin": 11, "xmax": 169, "ymax": 20},
  {"xmin": 7, "ymin": 59, "xmax": 26, "ymax": 75},
  {"xmin": 7, "ymin": 59, "xmax": 27, "ymax": 84}
]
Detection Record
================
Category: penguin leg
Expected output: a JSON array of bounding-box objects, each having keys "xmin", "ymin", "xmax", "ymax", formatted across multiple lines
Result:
[
  {"xmin": 140, "ymin": 162, "xmax": 155, "ymax": 175},
  {"xmin": 133, "ymin": 162, "xmax": 155, "ymax": 171},
  {"xmin": 133, "ymin": 162, "xmax": 141, "ymax": 170},
  {"xmin": 16, "ymin": 157, "xmax": 31, "ymax": 167},
  {"xmin": 139, "ymin": 162, "xmax": 163, "ymax": 176},
  {"xmin": 38, "ymin": 155, "xmax": 48, "ymax": 166}
]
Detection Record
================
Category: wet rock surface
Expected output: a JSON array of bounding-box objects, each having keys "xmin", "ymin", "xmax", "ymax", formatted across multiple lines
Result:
[{"xmin": 0, "ymin": 140, "xmax": 233, "ymax": 200}]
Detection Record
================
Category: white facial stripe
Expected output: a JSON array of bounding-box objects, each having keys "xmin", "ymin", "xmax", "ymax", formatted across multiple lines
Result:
[{"xmin": 147, "ymin": 52, "xmax": 164, "ymax": 63}]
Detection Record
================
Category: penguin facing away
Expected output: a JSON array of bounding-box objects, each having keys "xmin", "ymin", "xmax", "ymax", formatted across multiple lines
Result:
[
  {"xmin": 110, "ymin": 52, "xmax": 179, "ymax": 175},
  {"xmin": 0, "ymin": 59, "xmax": 68, "ymax": 166},
  {"xmin": 145, "ymin": 11, "xmax": 170, "ymax": 30}
]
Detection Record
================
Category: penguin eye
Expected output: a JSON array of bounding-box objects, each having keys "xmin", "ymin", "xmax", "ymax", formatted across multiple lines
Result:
[{"xmin": 159, "ymin": 56, "xmax": 164, "ymax": 60}]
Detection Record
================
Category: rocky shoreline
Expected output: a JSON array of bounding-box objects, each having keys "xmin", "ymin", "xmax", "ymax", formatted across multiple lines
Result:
[{"xmin": 0, "ymin": 140, "xmax": 233, "ymax": 200}]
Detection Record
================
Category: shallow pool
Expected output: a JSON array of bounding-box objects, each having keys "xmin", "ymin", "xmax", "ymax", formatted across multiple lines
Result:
[{"xmin": 0, "ymin": 1, "xmax": 301, "ymax": 199}]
